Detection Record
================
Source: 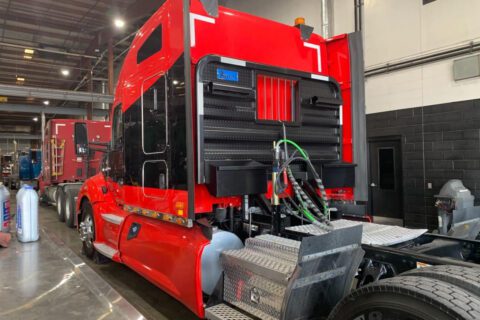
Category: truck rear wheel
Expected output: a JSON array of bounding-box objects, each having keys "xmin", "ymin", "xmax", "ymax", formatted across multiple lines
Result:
[
  {"xmin": 328, "ymin": 276, "xmax": 480, "ymax": 320},
  {"xmin": 56, "ymin": 188, "xmax": 65, "ymax": 222},
  {"xmin": 64, "ymin": 189, "xmax": 76, "ymax": 228},
  {"xmin": 401, "ymin": 265, "xmax": 480, "ymax": 297}
]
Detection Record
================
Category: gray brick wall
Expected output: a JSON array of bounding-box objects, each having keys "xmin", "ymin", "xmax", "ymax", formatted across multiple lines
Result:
[{"xmin": 367, "ymin": 99, "xmax": 480, "ymax": 230}]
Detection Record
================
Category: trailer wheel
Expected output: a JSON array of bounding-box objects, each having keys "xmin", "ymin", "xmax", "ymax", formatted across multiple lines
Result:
[
  {"xmin": 401, "ymin": 265, "xmax": 480, "ymax": 298},
  {"xmin": 81, "ymin": 201, "xmax": 96, "ymax": 259},
  {"xmin": 56, "ymin": 188, "xmax": 65, "ymax": 222},
  {"xmin": 328, "ymin": 276, "xmax": 480, "ymax": 320},
  {"xmin": 64, "ymin": 189, "xmax": 76, "ymax": 228}
]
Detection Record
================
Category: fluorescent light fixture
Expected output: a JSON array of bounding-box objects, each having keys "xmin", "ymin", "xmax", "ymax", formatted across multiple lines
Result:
[
  {"xmin": 61, "ymin": 69, "xmax": 70, "ymax": 76},
  {"xmin": 33, "ymin": 117, "xmax": 38, "ymax": 122},
  {"xmin": 43, "ymin": 100, "xmax": 50, "ymax": 106},
  {"xmin": 24, "ymin": 48, "xmax": 34, "ymax": 55},
  {"xmin": 114, "ymin": 18, "xmax": 126, "ymax": 29},
  {"xmin": 16, "ymin": 77, "xmax": 25, "ymax": 82},
  {"xmin": 23, "ymin": 55, "xmax": 33, "ymax": 60}
]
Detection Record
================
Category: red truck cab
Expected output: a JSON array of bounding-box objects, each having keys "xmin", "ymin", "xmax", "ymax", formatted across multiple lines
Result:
[{"xmin": 76, "ymin": 0, "xmax": 367, "ymax": 318}]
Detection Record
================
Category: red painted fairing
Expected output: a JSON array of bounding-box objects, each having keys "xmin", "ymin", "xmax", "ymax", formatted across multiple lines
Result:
[
  {"xmin": 326, "ymin": 34, "xmax": 355, "ymax": 201},
  {"xmin": 189, "ymin": 2, "xmax": 328, "ymax": 76}
]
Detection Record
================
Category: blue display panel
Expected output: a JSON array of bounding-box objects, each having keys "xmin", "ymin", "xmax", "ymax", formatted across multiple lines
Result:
[{"xmin": 216, "ymin": 68, "xmax": 239, "ymax": 82}]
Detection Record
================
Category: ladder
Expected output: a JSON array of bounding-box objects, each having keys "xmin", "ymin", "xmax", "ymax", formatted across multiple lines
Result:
[{"xmin": 51, "ymin": 137, "xmax": 65, "ymax": 177}]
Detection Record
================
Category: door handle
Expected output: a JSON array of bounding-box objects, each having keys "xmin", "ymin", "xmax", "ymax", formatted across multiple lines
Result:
[{"xmin": 370, "ymin": 182, "xmax": 377, "ymax": 187}]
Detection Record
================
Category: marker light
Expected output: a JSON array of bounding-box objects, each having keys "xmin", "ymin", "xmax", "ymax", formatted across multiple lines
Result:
[{"xmin": 295, "ymin": 17, "xmax": 306, "ymax": 25}]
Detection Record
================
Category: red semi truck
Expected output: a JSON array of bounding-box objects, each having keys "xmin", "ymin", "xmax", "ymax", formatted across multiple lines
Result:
[
  {"xmin": 75, "ymin": 1, "xmax": 480, "ymax": 320},
  {"xmin": 39, "ymin": 119, "xmax": 110, "ymax": 227}
]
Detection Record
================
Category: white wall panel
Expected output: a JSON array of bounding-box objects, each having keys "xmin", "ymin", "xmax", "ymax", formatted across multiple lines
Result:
[
  {"xmin": 422, "ymin": 57, "xmax": 480, "ymax": 107},
  {"xmin": 421, "ymin": 0, "xmax": 480, "ymax": 52},
  {"xmin": 365, "ymin": 67, "xmax": 423, "ymax": 113},
  {"xmin": 364, "ymin": 0, "xmax": 422, "ymax": 66},
  {"xmin": 332, "ymin": 0, "xmax": 355, "ymax": 35},
  {"xmin": 222, "ymin": 0, "xmax": 322, "ymax": 31},
  {"xmin": 330, "ymin": 0, "xmax": 480, "ymax": 113}
]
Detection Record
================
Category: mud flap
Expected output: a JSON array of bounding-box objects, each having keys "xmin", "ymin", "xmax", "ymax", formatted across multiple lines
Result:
[{"xmin": 281, "ymin": 224, "xmax": 364, "ymax": 319}]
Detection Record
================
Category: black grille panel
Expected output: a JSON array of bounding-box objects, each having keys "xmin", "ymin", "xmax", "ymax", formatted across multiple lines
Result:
[{"xmin": 197, "ymin": 59, "xmax": 343, "ymax": 183}]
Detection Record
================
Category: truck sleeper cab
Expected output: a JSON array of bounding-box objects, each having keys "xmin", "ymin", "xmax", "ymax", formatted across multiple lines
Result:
[{"xmin": 76, "ymin": 1, "xmax": 480, "ymax": 320}]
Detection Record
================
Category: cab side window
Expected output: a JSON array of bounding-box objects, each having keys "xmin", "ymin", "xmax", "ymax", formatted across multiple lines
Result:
[
  {"xmin": 109, "ymin": 105, "xmax": 124, "ymax": 181},
  {"xmin": 137, "ymin": 25, "xmax": 163, "ymax": 64},
  {"xmin": 112, "ymin": 105, "xmax": 123, "ymax": 149},
  {"xmin": 142, "ymin": 76, "xmax": 167, "ymax": 154}
]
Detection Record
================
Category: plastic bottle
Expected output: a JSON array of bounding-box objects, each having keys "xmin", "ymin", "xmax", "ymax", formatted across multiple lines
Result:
[
  {"xmin": 0, "ymin": 182, "xmax": 11, "ymax": 232},
  {"xmin": 16, "ymin": 184, "xmax": 39, "ymax": 242}
]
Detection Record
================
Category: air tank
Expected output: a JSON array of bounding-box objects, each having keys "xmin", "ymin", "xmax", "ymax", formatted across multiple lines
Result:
[
  {"xmin": 16, "ymin": 184, "xmax": 39, "ymax": 242},
  {"xmin": 201, "ymin": 229, "xmax": 244, "ymax": 295},
  {"xmin": 0, "ymin": 182, "xmax": 11, "ymax": 232}
]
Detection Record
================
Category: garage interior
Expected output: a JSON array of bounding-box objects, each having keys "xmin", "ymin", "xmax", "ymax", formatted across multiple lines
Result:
[{"xmin": 2, "ymin": 1, "xmax": 480, "ymax": 320}]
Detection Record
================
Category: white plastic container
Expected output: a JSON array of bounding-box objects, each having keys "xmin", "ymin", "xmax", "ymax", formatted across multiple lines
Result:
[
  {"xmin": 16, "ymin": 184, "xmax": 39, "ymax": 242},
  {"xmin": 0, "ymin": 182, "xmax": 11, "ymax": 232}
]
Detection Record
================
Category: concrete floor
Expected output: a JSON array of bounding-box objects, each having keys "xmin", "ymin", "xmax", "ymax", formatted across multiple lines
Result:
[{"xmin": 1, "ymin": 192, "xmax": 198, "ymax": 320}]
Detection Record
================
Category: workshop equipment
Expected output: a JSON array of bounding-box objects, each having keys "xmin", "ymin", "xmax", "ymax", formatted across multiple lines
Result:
[{"xmin": 435, "ymin": 179, "xmax": 480, "ymax": 239}]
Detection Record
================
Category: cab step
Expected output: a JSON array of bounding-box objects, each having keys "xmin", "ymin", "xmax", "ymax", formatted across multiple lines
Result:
[
  {"xmin": 205, "ymin": 304, "xmax": 253, "ymax": 320},
  {"xmin": 93, "ymin": 242, "xmax": 118, "ymax": 259}
]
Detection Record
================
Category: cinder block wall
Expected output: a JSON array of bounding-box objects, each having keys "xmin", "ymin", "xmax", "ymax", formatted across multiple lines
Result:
[{"xmin": 367, "ymin": 99, "xmax": 480, "ymax": 230}]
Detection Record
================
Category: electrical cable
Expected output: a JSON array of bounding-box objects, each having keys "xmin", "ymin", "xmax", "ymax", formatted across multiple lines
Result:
[{"xmin": 274, "ymin": 138, "xmax": 333, "ymax": 231}]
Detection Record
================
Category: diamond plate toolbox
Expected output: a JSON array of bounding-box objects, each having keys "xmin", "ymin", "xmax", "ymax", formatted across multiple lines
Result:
[{"xmin": 220, "ymin": 235, "xmax": 300, "ymax": 320}]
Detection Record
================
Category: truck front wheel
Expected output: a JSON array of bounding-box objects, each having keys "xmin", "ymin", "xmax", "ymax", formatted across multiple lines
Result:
[
  {"xmin": 80, "ymin": 201, "xmax": 95, "ymax": 259},
  {"xmin": 328, "ymin": 276, "xmax": 480, "ymax": 320}
]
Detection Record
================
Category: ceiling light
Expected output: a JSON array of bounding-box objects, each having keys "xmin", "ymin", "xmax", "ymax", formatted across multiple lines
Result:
[
  {"xmin": 114, "ymin": 18, "xmax": 126, "ymax": 29},
  {"xmin": 16, "ymin": 77, "xmax": 25, "ymax": 82},
  {"xmin": 23, "ymin": 55, "xmax": 33, "ymax": 60},
  {"xmin": 43, "ymin": 100, "xmax": 50, "ymax": 106},
  {"xmin": 173, "ymin": 80, "xmax": 179, "ymax": 85},
  {"xmin": 24, "ymin": 48, "xmax": 34, "ymax": 55},
  {"xmin": 33, "ymin": 117, "xmax": 38, "ymax": 122},
  {"xmin": 61, "ymin": 69, "xmax": 70, "ymax": 76}
]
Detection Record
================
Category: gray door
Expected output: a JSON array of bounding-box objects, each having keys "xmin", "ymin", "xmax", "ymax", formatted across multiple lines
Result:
[{"xmin": 369, "ymin": 139, "xmax": 403, "ymax": 219}]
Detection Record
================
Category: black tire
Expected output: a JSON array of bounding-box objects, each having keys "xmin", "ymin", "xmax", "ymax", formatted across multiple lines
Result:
[
  {"xmin": 56, "ymin": 187, "xmax": 65, "ymax": 222},
  {"xmin": 64, "ymin": 189, "xmax": 76, "ymax": 228},
  {"xmin": 328, "ymin": 276, "xmax": 480, "ymax": 320},
  {"xmin": 81, "ymin": 201, "xmax": 96, "ymax": 259},
  {"xmin": 402, "ymin": 265, "xmax": 480, "ymax": 298},
  {"xmin": 81, "ymin": 201, "xmax": 109, "ymax": 264}
]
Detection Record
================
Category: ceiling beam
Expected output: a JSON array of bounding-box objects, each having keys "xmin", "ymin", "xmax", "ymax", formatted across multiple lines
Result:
[
  {"xmin": 0, "ymin": 84, "xmax": 113, "ymax": 103},
  {"xmin": 0, "ymin": 103, "xmax": 109, "ymax": 117}
]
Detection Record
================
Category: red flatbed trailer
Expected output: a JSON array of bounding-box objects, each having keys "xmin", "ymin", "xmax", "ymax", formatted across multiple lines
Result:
[
  {"xmin": 76, "ymin": 1, "xmax": 480, "ymax": 320},
  {"xmin": 39, "ymin": 119, "xmax": 110, "ymax": 227}
]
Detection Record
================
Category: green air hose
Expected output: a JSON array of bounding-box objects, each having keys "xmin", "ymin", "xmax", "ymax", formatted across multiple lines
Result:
[
  {"xmin": 277, "ymin": 139, "xmax": 331, "ymax": 219},
  {"xmin": 277, "ymin": 139, "xmax": 308, "ymax": 159}
]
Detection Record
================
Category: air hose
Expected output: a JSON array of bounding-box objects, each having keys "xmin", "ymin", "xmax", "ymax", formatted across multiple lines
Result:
[{"xmin": 276, "ymin": 139, "xmax": 333, "ymax": 231}]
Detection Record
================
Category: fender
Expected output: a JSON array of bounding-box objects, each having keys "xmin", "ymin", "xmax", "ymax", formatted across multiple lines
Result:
[{"xmin": 75, "ymin": 173, "xmax": 113, "ymax": 226}]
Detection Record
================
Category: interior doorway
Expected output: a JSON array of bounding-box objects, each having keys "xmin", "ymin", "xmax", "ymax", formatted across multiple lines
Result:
[{"xmin": 368, "ymin": 137, "xmax": 404, "ymax": 226}]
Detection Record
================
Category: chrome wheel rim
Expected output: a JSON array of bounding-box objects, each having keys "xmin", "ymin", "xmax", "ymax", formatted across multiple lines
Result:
[{"xmin": 81, "ymin": 215, "xmax": 94, "ymax": 248}]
